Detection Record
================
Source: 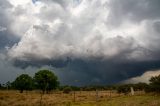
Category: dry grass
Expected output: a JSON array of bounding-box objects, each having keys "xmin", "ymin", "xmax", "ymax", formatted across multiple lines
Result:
[{"xmin": 0, "ymin": 90, "xmax": 160, "ymax": 106}]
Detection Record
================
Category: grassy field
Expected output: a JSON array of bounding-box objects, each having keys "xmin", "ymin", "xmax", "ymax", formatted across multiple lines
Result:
[{"xmin": 0, "ymin": 90, "xmax": 160, "ymax": 106}]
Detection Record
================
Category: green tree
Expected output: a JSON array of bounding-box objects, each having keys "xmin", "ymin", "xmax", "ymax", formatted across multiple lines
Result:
[
  {"xmin": 34, "ymin": 69, "xmax": 59, "ymax": 94},
  {"xmin": 13, "ymin": 74, "xmax": 33, "ymax": 93},
  {"xmin": 149, "ymin": 74, "xmax": 160, "ymax": 93}
]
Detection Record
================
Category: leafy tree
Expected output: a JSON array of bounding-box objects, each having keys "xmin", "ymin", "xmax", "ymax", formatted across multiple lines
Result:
[
  {"xmin": 34, "ymin": 70, "xmax": 59, "ymax": 94},
  {"xmin": 13, "ymin": 74, "xmax": 33, "ymax": 93},
  {"xmin": 149, "ymin": 74, "xmax": 160, "ymax": 93}
]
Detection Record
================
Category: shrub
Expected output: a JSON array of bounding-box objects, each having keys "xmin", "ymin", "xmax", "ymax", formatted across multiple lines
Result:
[
  {"xmin": 117, "ymin": 84, "xmax": 131, "ymax": 95},
  {"xmin": 63, "ymin": 86, "xmax": 72, "ymax": 94}
]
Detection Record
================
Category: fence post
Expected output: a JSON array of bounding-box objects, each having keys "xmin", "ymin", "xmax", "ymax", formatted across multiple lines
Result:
[
  {"xmin": 130, "ymin": 87, "xmax": 134, "ymax": 96},
  {"xmin": 74, "ymin": 90, "xmax": 76, "ymax": 102},
  {"xmin": 96, "ymin": 89, "xmax": 99, "ymax": 102}
]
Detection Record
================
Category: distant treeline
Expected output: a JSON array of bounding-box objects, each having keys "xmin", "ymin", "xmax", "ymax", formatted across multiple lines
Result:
[
  {"xmin": 0, "ymin": 69, "xmax": 160, "ymax": 94},
  {"xmin": 57, "ymin": 81, "xmax": 160, "ymax": 94}
]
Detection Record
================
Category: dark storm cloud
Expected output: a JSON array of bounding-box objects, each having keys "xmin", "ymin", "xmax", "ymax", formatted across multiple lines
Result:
[
  {"xmin": 1, "ymin": 0, "xmax": 160, "ymax": 85},
  {"xmin": 13, "ymin": 57, "xmax": 71, "ymax": 69},
  {"xmin": 0, "ymin": 31, "xmax": 19, "ymax": 50},
  {"xmin": 11, "ymin": 56, "xmax": 160, "ymax": 85},
  {"xmin": 0, "ymin": 0, "xmax": 19, "ymax": 50},
  {"xmin": 66, "ymin": 59, "xmax": 160, "ymax": 85},
  {"xmin": 9, "ymin": 35, "xmax": 160, "ymax": 85}
]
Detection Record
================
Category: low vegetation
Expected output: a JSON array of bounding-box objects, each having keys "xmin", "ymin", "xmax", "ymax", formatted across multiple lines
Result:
[
  {"xmin": 0, "ymin": 69, "xmax": 160, "ymax": 105},
  {"xmin": 0, "ymin": 90, "xmax": 160, "ymax": 106}
]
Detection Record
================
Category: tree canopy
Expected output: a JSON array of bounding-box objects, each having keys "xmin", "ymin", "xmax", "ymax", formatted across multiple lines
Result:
[
  {"xmin": 13, "ymin": 74, "xmax": 33, "ymax": 93},
  {"xmin": 149, "ymin": 74, "xmax": 160, "ymax": 93},
  {"xmin": 34, "ymin": 69, "xmax": 59, "ymax": 93}
]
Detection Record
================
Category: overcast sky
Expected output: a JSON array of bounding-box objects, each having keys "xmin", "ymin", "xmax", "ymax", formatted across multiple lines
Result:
[{"xmin": 0, "ymin": 0, "xmax": 160, "ymax": 85}]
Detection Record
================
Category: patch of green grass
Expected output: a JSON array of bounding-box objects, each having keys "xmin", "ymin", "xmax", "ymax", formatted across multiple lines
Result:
[{"xmin": 70, "ymin": 94, "xmax": 160, "ymax": 106}]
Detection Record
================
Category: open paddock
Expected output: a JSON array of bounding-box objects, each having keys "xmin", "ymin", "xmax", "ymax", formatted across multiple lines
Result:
[{"xmin": 0, "ymin": 90, "xmax": 160, "ymax": 106}]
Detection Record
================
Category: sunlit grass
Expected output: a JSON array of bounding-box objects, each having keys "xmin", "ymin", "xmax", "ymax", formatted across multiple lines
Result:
[{"xmin": 0, "ymin": 90, "xmax": 160, "ymax": 106}]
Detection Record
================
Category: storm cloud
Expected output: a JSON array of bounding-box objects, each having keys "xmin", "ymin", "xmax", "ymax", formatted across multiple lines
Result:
[{"xmin": 0, "ymin": 0, "xmax": 160, "ymax": 85}]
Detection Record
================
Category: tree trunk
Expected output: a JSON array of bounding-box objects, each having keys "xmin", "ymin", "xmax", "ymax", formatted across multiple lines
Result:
[
  {"xmin": 20, "ymin": 89, "xmax": 23, "ymax": 93},
  {"xmin": 42, "ymin": 90, "xmax": 45, "ymax": 94}
]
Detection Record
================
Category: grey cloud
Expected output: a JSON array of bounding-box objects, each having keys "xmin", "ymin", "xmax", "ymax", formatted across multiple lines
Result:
[
  {"xmin": 123, "ymin": 70, "xmax": 160, "ymax": 84},
  {"xmin": 39, "ymin": 0, "xmax": 71, "ymax": 8},
  {"xmin": 108, "ymin": 0, "xmax": 160, "ymax": 26},
  {"xmin": 0, "ymin": 0, "xmax": 12, "ymax": 8},
  {"xmin": 0, "ymin": 26, "xmax": 7, "ymax": 32},
  {"xmin": 153, "ymin": 21, "xmax": 160, "ymax": 33},
  {"xmin": 36, "ymin": 2, "xmax": 67, "ymax": 21},
  {"xmin": 0, "ymin": 1, "xmax": 12, "ymax": 28}
]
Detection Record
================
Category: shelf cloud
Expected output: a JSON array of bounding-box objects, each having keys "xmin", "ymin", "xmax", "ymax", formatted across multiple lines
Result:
[{"xmin": 0, "ymin": 0, "xmax": 160, "ymax": 85}]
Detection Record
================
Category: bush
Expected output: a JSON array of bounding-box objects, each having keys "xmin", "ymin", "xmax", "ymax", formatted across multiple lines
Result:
[
  {"xmin": 117, "ymin": 84, "xmax": 131, "ymax": 95},
  {"xmin": 63, "ymin": 86, "xmax": 72, "ymax": 94}
]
